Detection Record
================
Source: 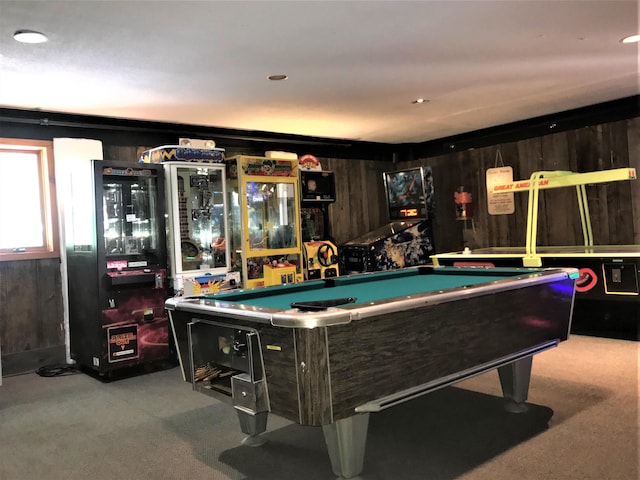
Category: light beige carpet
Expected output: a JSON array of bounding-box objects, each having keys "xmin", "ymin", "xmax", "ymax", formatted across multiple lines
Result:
[{"xmin": 0, "ymin": 334, "xmax": 637, "ymax": 480}]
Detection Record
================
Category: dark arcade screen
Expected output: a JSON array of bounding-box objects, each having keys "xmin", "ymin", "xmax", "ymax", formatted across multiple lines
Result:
[
  {"xmin": 384, "ymin": 167, "xmax": 432, "ymax": 220},
  {"xmin": 301, "ymin": 170, "xmax": 336, "ymax": 202}
]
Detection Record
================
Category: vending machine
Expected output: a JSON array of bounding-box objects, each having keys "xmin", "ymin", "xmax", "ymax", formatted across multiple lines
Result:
[{"xmin": 65, "ymin": 160, "xmax": 171, "ymax": 377}]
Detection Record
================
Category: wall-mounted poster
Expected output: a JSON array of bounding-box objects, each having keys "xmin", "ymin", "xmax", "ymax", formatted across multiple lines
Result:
[{"xmin": 486, "ymin": 166, "xmax": 515, "ymax": 215}]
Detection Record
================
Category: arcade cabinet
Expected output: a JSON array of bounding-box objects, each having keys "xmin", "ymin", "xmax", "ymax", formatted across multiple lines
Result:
[
  {"xmin": 226, "ymin": 155, "xmax": 304, "ymax": 288},
  {"xmin": 340, "ymin": 166, "xmax": 436, "ymax": 274},
  {"xmin": 300, "ymin": 169, "xmax": 339, "ymax": 280},
  {"xmin": 140, "ymin": 144, "xmax": 239, "ymax": 295},
  {"xmin": 65, "ymin": 160, "xmax": 171, "ymax": 377}
]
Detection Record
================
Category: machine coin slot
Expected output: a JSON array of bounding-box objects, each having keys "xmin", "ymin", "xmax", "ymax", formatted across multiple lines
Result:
[
  {"xmin": 611, "ymin": 268, "xmax": 621, "ymax": 283},
  {"xmin": 603, "ymin": 263, "xmax": 639, "ymax": 295},
  {"xmin": 233, "ymin": 329, "xmax": 248, "ymax": 358},
  {"xmin": 143, "ymin": 308, "xmax": 154, "ymax": 322}
]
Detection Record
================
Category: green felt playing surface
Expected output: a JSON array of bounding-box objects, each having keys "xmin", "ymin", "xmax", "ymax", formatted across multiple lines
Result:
[{"xmin": 207, "ymin": 267, "xmax": 538, "ymax": 310}]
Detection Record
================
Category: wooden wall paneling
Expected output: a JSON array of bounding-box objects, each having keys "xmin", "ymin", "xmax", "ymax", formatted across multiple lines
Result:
[
  {"xmin": 365, "ymin": 160, "xmax": 390, "ymax": 231},
  {"xmin": 573, "ymin": 122, "xmax": 636, "ymax": 246},
  {"xmin": 600, "ymin": 121, "xmax": 620, "ymax": 244},
  {"xmin": 541, "ymin": 131, "xmax": 581, "ymax": 247},
  {"xmin": 351, "ymin": 158, "xmax": 369, "ymax": 241},
  {"xmin": 0, "ymin": 262, "xmax": 8, "ymax": 354},
  {"xmin": 357, "ymin": 117, "xmax": 637, "ymax": 256},
  {"xmin": 103, "ymin": 145, "xmax": 141, "ymax": 163},
  {"xmin": 465, "ymin": 144, "xmax": 500, "ymax": 248},
  {"xmin": 443, "ymin": 151, "xmax": 466, "ymax": 252},
  {"xmin": 606, "ymin": 120, "xmax": 636, "ymax": 245},
  {"xmin": 321, "ymin": 158, "xmax": 343, "ymax": 243},
  {"xmin": 425, "ymin": 152, "xmax": 466, "ymax": 253},
  {"xmin": 323, "ymin": 157, "xmax": 358, "ymax": 245},
  {"xmin": 496, "ymin": 141, "xmax": 523, "ymax": 247},
  {"xmin": 356, "ymin": 160, "xmax": 374, "ymax": 236},
  {"xmin": 574, "ymin": 125, "xmax": 605, "ymax": 172},
  {"xmin": 590, "ymin": 125, "xmax": 612, "ymax": 245},
  {"xmin": 36, "ymin": 258, "xmax": 64, "ymax": 348},
  {"xmin": 461, "ymin": 148, "xmax": 487, "ymax": 248},
  {"xmin": 627, "ymin": 117, "xmax": 640, "ymax": 244},
  {"xmin": 583, "ymin": 124, "xmax": 630, "ymax": 245},
  {"xmin": 1, "ymin": 260, "xmax": 44, "ymax": 354},
  {"xmin": 572, "ymin": 126, "xmax": 609, "ymax": 244},
  {"xmin": 562, "ymin": 127, "xmax": 586, "ymax": 243},
  {"xmin": 475, "ymin": 146, "xmax": 494, "ymax": 247},
  {"xmin": 322, "ymin": 157, "xmax": 390, "ymax": 245},
  {"xmin": 516, "ymin": 137, "xmax": 546, "ymax": 245}
]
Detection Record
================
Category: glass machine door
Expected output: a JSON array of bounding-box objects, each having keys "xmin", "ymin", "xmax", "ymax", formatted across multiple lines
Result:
[
  {"xmin": 246, "ymin": 181, "xmax": 297, "ymax": 250},
  {"xmin": 242, "ymin": 176, "xmax": 302, "ymax": 288},
  {"xmin": 103, "ymin": 176, "xmax": 161, "ymax": 259}
]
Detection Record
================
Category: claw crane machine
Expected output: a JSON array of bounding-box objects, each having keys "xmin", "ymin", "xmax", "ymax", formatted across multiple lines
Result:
[
  {"xmin": 65, "ymin": 160, "xmax": 170, "ymax": 377},
  {"xmin": 226, "ymin": 155, "xmax": 304, "ymax": 288},
  {"xmin": 140, "ymin": 141, "xmax": 238, "ymax": 296}
]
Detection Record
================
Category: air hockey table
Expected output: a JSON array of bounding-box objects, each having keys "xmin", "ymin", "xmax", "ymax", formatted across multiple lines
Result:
[
  {"xmin": 166, "ymin": 265, "xmax": 578, "ymax": 478},
  {"xmin": 432, "ymin": 245, "xmax": 639, "ymax": 336}
]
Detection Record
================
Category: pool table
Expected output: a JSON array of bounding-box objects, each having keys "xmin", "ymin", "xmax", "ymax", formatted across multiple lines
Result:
[{"xmin": 166, "ymin": 265, "xmax": 578, "ymax": 478}]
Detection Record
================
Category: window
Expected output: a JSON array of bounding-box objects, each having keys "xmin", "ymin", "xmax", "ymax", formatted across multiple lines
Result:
[{"xmin": 0, "ymin": 138, "xmax": 59, "ymax": 261}]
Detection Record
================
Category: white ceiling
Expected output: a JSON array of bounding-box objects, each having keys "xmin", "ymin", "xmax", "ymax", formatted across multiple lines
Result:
[{"xmin": 0, "ymin": 0, "xmax": 638, "ymax": 144}]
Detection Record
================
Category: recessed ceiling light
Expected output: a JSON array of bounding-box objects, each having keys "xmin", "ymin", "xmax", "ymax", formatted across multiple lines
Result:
[
  {"xmin": 13, "ymin": 29, "xmax": 48, "ymax": 43},
  {"xmin": 621, "ymin": 34, "xmax": 640, "ymax": 44},
  {"xmin": 412, "ymin": 98, "xmax": 429, "ymax": 104},
  {"xmin": 268, "ymin": 74, "xmax": 288, "ymax": 81}
]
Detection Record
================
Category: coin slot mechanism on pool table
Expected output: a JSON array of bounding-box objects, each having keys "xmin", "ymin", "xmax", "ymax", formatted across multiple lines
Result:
[
  {"xmin": 187, "ymin": 321, "xmax": 266, "ymax": 401},
  {"xmin": 291, "ymin": 297, "xmax": 357, "ymax": 311}
]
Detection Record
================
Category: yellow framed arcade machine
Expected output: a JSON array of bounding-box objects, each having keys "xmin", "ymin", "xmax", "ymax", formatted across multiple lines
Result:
[{"xmin": 226, "ymin": 155, "xmax": 304, "ymax": 289}]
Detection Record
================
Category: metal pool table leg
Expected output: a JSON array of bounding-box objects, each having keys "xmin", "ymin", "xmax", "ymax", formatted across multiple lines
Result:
[
  {"xmin": 237, "ymin": 410, "xmax": 269, "ymax": 447},
  {"xmin": 322, "ymin": 413, "xmax": 370, "ymax": 479},
  {"xmin": 497, "ymin": 356, "xmax": 533, "ymax": 413}
]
